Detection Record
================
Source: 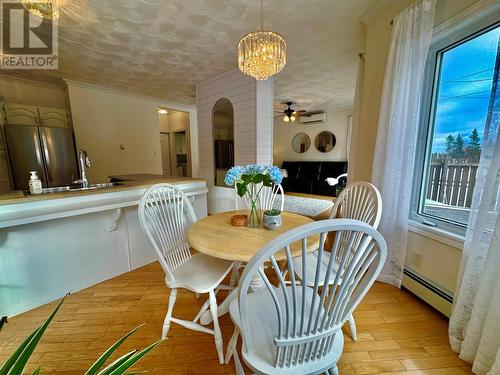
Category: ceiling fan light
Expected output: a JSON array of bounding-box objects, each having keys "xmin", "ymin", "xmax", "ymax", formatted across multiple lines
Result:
[
  {"xmin": 283, "ymin": 115, "xmax": 290, "ymax": 122},
  {"xmin": 290, "ymin": 115, "xmax": 296, "ymax": 122}
]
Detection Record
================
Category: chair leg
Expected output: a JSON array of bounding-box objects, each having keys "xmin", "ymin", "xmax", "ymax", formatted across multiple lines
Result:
[
  {"xmin": 224, "ymin": 327, "xmax": 239, "ymax": 364},
  {"xmin": 328, "ymin": 366, "xmax": 339, "ymax": 375},
  {"xmin": 209, "ymin": 290, "xmax": 224, "ymax": 364},
  {"xmin": 225, "ymin": 327, "xmax": 244, "ymax": 375},
  {"xmin": 229, "ymin": 262, "xmax": 241, "ymax": 288},
  {"xmin": 162, "ymin": 288, "xmax": 177, "ymax": 339},
  {"xmin": 348, "ymin": 314, "xmax": 357, "ymax": 341}
]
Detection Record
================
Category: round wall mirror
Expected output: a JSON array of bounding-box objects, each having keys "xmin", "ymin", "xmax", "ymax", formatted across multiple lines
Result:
[
  {"xmin": 292, "ymin": 133, "xmax": 311, "ymax": 153},
  {"xmin": 315, "ymin": 131, "xmax": 336, "ymax": 153}
]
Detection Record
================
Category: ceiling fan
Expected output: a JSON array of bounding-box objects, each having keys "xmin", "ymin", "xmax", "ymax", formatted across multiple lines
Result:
[{"xmin": 274, "ymin": 102, "xmax": 307, "ymax": 122}]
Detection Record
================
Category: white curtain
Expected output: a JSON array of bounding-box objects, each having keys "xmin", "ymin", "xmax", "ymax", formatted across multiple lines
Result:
[
  {"xmin": 371, "ymin": 0, "xmax": 436, "ymax": 287},
  {"xmin": 347, "ymin": 53, "xmax": 365, "ymax": 180},
  {"xmin": 449, "ymin": 40, "xmax": 500, "ymax": 374}
]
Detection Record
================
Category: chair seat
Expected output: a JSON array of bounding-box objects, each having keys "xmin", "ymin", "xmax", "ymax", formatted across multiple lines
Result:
[
  {"xmin": 292, "ymin": 251, "xmax": 340, "ymax": 287},
  {"xmin": 167, "ymin": 253, "xmax": 234, "ymax": 293},
  {"xmin": 230, "ymin": 286, "xmax": 343, "ymax": 375}
]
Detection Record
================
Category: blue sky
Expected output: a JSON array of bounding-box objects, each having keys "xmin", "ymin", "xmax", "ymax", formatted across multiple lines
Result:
[{"xmin": 432, "ymin": 25, "xmax": 500, "ymax": 153}]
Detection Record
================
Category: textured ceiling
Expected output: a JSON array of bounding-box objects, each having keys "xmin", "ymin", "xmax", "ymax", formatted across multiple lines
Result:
[{"xmin": 13, "ymin": 0, "xmax": 371, "ymax": 109}]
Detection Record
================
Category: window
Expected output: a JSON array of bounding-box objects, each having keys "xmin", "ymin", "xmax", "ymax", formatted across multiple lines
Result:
[{"xmin": 412, "ymin": 17, "xmax": 500, "ymax": 236}]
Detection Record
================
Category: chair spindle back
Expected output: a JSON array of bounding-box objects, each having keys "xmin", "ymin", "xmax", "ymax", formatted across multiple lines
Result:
[
  {"xmin": 139, "ymin": 183, "xmax": 197, "ymax": 282},
  {"xmin": 238, "ymin": 219, "xmax": 387, "ymax": 369}
]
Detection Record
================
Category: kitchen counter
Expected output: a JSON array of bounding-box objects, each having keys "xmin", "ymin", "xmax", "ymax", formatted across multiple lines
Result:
[
  {"xmin": 0, "ymin": 174, "xmax": 204, "ymax": 206},
  {"xmin": 0, "ymin": 174, "xmax": 207, "ymax": 228},
  {"xmin": 0, "ymin": 174, "xmax": 208, "ymax": 317}
]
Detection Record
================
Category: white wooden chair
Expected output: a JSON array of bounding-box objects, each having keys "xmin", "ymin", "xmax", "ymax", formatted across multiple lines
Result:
[
  {"xmin": 291, "ymin": 181, "xmax": 382, "ymax": 341},
  {"xmin": 138, "ymin": 183, "xmax": 234, "ymax": 364},
  {"xmin": 226, "ymin": 219, "xmax": 387, "ymax": 374},
  {"xmin": 234, "ymin": 183, "xmax": 285, "ymax": 212},
  {"xmin": 231, "ymin": 183, "xmax": 285, "ymax": 285}
]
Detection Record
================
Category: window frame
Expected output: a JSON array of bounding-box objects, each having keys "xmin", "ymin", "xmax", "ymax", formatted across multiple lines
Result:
[{"xmin": 411, "ymin": 11, "xmax": 500, "ymax": 239}]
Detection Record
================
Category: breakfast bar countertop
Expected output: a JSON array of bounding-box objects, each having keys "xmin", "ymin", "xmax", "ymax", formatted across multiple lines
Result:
[
  {"xmin": 0, "ymin": 174, "xmax": 205, "ymax": 206},
  {"xmin": 0, "ymin": 174, "xmax": 208, "ymax": 229}
]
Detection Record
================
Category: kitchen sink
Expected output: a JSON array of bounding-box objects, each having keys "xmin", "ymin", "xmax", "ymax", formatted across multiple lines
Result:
[
  {"xmin": 31, "ymin": 182, "xmax": 120, "ymax": 195},
  {"xmin": 69, "ymin": 182, "xmax": 117, "ymax": 191}
]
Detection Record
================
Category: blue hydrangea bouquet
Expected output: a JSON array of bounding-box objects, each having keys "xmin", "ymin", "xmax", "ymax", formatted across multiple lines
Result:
[{"xmin": 225, "ymin": 164, "xmax": 283, "ymax": 228}]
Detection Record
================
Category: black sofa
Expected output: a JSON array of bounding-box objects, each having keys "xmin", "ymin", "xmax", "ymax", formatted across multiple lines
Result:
[{"xmin": 281, "ymin": 161, "xmax": 348, "ymax": 197}]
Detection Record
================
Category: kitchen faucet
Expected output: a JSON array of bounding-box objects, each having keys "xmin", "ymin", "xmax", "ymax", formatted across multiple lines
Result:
[{"xmin": 74, "ymin": 149, "xmax": 91, "ymax": 188}]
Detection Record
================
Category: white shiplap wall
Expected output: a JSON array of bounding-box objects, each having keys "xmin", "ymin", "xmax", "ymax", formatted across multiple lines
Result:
[{"xmin": 196, "ymin": 68, "xmax": 274, "ymax": 186}]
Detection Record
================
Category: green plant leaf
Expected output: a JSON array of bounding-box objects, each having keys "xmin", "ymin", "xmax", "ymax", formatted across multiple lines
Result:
[
  {"xmin": 241, "ymin": 174, "xmax": 252, "ymax": 183},
  {"xmin": 85, "ymin": 324, "xmax": 144, "ymax": 375},
  {"xmin": 0, "ymin": 329, "xmax": 38, "ymax": 375},
  {"xmin": 2, "ymin": 294, "xmax": 67, "ymax": 375},
  {"xmin": 107, "ymin": 339, "xmax": 164, "ymax": 375},
  {"xmin": 31, "ymin": 367, "xmax": 41, "ymax": 375},
  {"xmin": 96, "ymin": 350, "xmax": 137, "ymax": 375},
  {"xmin": 252, "ymin": 174, "xmax": 264, "ymax": 184},
  {"xmin": 262, "ymin": 174, "xmax": 273, "ymax": 187},
  {"xmin": 236, "ymin": 182, "xmax": 247, "ymax": 197}
]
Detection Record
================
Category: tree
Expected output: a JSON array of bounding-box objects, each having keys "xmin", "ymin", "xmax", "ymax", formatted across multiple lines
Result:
[
  {"xmin": 453, "ymin": 133, "xmax": 465, "ymax": 159},
  {"xmin": 466, "ymin": 128, "xmax": 481, "ymax": 162},
  {"xmin": 445, "ymin": 134, "xmax": 455, "ymax": 154}
]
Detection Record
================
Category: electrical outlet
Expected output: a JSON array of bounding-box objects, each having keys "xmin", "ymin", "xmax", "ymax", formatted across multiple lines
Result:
[
  {"xmin": 411, "ymin": 251, "xmax": 423, "ymax": 267},
  {"xmin": 119, "ymin": 144, "xmax": 125, "ymax": 150}
]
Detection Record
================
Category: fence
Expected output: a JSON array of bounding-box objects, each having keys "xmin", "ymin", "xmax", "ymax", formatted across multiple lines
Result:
[{"xmin": 426, "ymin": 162, "xmax": 478, "ymax": 208}]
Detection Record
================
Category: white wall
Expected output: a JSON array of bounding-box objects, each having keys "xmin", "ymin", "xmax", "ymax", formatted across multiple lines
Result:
[
  {"xmin": 196, "ymin": 68, "xmax": 274, "ymax": 214},
  {"xmin": 196, "ymin": 68, "xmax": 274, "ymax": 185},
  {"xmin": 67, "ymin": 81, "xmax": 198, "ymax": 182},
  {"xmin": 273, "ymin": 108, "xmax": 351, "ymax": 167}
]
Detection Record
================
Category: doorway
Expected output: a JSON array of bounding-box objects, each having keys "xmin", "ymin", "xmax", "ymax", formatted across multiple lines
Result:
[{"xmin": 158, "ymin": 108, "xmax": 191, "ymax": 177}]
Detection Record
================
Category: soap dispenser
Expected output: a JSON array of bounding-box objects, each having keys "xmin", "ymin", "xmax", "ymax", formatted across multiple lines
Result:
[{"xmin": 29, "ymin": 171, "xmax": 42, "ymax": 194}]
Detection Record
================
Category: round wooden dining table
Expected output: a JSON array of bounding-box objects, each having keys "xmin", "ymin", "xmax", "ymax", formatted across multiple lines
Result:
[
  {"xmin": 187, "ymin": 210, "xmax": 320, "ymax": 325},
  {"xmin": 187, "ymin": 210, "xmax": 320, "ymax": 263}
]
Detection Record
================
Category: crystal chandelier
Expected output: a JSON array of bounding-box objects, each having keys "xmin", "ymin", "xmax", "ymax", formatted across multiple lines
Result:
[
  {"xmin": 238, "ymin": 0, "xmax": 286, "ymax": 80},
  {"xmin": 21, "ymin": 0, "xmax": 59, "ymax": 20}
]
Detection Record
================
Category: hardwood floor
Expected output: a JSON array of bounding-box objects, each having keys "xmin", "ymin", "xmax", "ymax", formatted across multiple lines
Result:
[{"xmin": 0, "ymin": 262, "xmax": 472, "ymax": 374}]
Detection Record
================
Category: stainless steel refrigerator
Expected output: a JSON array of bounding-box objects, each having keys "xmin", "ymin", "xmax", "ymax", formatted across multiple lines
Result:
[{"xmin": 5, "ymin": 125, "xmax": 79, "ymax": 190}]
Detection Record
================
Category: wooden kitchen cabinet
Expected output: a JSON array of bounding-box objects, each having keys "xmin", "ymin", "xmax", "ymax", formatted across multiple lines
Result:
[
  {"xmin": 38, "ymin": 107, "xmax": 70, "ymax": 128},
  {"xmin": 0, "ymin": 150, "xmax": 9, "ymax": 183},
  {"xmin": 3, "ymin": 103, "xmax": 39, "ymax": 126}
]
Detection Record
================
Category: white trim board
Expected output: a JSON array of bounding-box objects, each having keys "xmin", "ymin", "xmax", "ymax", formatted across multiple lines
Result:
[{"xmin": 408, "ymin": 220, "xmax": 465, "ymax": 249}]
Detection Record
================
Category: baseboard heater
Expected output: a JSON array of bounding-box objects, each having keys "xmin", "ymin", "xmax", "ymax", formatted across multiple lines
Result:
[{"xmin": 402, "ymin": 268, "xmax": 454, "ymax": 317}]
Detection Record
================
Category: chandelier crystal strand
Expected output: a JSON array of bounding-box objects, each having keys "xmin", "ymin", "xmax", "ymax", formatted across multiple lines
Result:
[
  {"xmin": 238, "ymin": 0, "xmax": 286, "ymax": 80},
  {"xmin": 21, "ymin": 0, "xmax": 59, "ymax": 19}
]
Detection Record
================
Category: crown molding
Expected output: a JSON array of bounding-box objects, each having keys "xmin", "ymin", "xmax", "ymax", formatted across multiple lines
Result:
[
  {"xmin": 433, "ymin": 0, "xmax": 500, "ymax": 39},
  {"xmin": 0, "ymin": 73, "xmax": 65, "ymax": 90},
  {"xmin": 63, "ymin": 79, "xmax": 196, "ymax": 113},
  {"xmin": 360, "ymin": 0, "xmax": 394, "ymax": 25}
]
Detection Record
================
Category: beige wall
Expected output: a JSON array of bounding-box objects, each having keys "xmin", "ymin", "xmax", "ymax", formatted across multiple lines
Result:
[
  {"xmin": 159, "ymin": 110, "xmax": 190, "ymax": 133},
  {"xmin": 273, "ymin": 108, "xmax": 351, "ymax": 167},
  {"xmin": 352, "ymin": 0, "xmax": 482, "ymax": 310},
  {"xmin": 67, "ymin": 82, "xmax": 197, "ymax": 182}
]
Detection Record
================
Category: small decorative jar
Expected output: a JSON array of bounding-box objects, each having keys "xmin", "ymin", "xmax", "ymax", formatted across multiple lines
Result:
[
  {"xmin": 263, "ymin": 209, "xmax": 282, "ymax": 231},
  {"xmin": 28, "ymin": 171, "xmax": 42, "ymax": 195}
]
